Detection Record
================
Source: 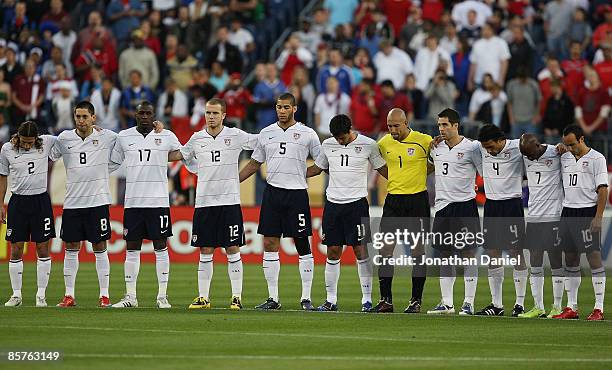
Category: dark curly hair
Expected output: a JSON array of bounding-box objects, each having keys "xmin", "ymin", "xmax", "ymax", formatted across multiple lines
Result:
[{"xmin": 10, "ymin": 121, "xmax": 43, "ymax": 151}]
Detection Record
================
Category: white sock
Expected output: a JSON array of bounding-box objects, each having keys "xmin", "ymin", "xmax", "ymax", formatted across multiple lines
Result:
[
  {"xmin": 63, "ymin": 250, "xmax": 79, "ymax": 297},
  {"xmin": 125, "ymin": 250, "xmax": 141, "ymax": 297},
  {"xmin": 95, "ymin": 250, "xmax": 110, "ymax": 298},
  {"xmin": 529, "ymin": 267, "xmax": 544, "ymax": 310},
  {"xmin": 592, "ymin": 267, "xmax": 606, "ymax": 311},
  {"xmin": 440, "ymin": 265, "xmax": 456, "ymax": 307},
  {"xmin": 263, "ymin": 251, "xmax": 280, "ymax": 301},
  {"xmin": 155, "ymin": 248, "xmax": 170, "ymax": 298},
  {"xmin": 488, "ymin": 267, "xmax": 504, "ymax": 308},
  {"xmin": 227, "ymin": 252, "xmax": 243, "ymax": 298},
  {"xmin": 299, "ymin": 254, "xmax": 314, "ymax": 301},
  {"xmin": 463, "ymin": 265, "xmax": 478, "ymax": 306},
  {"xmin": 551, "ymin": 268, "xmax": 564, "ymax": 308},
  {"xmin": 565, "ymin": 266, "xmax": 581, "ymax": 311},
  {"xmin": 36, "ymin": 257, "xmax": 51, "ymax": 298},
  {"xmin": 513, "ymin": 268, "xmax": 528, "ymax": 307},
  {"xmin": 9, "ymin": 259, "xmax": 23, "ymax": 297},
  {"xmin": 325, "ymin": 258, "xmax": 340, "ymax": 304},
  {"xmin": 198, "ymin": 254, "xmax": 213, "ymax": 298},
  {"xmin": 356, "ymin": 258, "xmax": 372, "ymax": 304}
]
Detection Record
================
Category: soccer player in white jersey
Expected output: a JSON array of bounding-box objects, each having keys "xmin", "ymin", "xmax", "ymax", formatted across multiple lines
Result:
[
  {"xmin": 518, "ymin": 134, "xmax": 565, "ymax": 319},
  {"xmin": 1, "ymin": 121, "xmax": 55, "ymax": 307},
  {"xmin": 427, "ymin": 109, "xmax": 482, "ymax": 316},
  {"xmin": 306, "ymin": 114, "xmax": 387, "ymax": 312},
  {"xmin": 474, "ymin": 124, "xmax": 528, "ymax": 317},
  {"xmin": 49, "ymin": 101, "xmax": 118, "ymax": 308},
  {"xmin": 239, "ymin": 93, "xmax": 322, "ymax": 310},
  {"xmin": 175, "ymin": 98, "xmax": 257, "ymax": 310},
  {"xmin": 110, "ymin": 101, "xmax": 182, "ymax": 309},
  {"xmin": 553, "ymin": 125, "xmax": 607, "ymax": 321}
]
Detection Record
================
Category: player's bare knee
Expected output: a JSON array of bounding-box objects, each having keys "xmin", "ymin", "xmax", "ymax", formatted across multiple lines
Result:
[
  {"xmin": 226, "ymin": 246, "xmax": 240, "ymax": 255},
  {"xmin": 126, "ymin": 240, "xmax": 143, "ymax": 251},
  {"xmin": 530, "ymin": 251, "xmax": 544, "ymax": 267},
  {"xmin": 263, "ymin": 237, "xmax": 280, "ymax": 252},
  {"xmin": 92, "ymin": 241, "xmax": 107, "ymax": 252},
  {"xmin": 153, "ymin": 239, "xmax": 167, "ymax": 251},
  {"xmin": 326, "ymin": 246, "xmax": 342, "ymax": 260},
  {"xmin": 66, "ymin": 242, "xmax": 81, "ymax": 251},
  {"xmin": 353, "ymin": 245, "xmax": 368, "ymax": 260},
  {"xmin": 199, "ymin": 247, "xmax": 214, "ymax": 255},
  {"xmin": 10, "ymin": 243, "xmax": 25, "ymax": 260},
  {"xmin": 564, "ymin": 252, "xmax": 580, "ymax": 267},
  {"xmin": 586, "ymin": 251, "xmax": 603, "ymax": 270},
  {"xmin": 35, "ymin": 241, "xmax": 50, "ymax": 258},
  {"xmin": 294, "ymin": 237, "xmax": 311, "ymax": 256}
]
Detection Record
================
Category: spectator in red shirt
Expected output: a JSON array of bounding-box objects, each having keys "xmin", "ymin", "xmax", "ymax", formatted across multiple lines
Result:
[
  {"xmin": 11, "ymin": 59, "xmax": 46, "ymax": 131},
  {"xmin": 377, "ymin": 80, "xmax": 413, "ymax": 132},
  {"xmin": 561, "ymin": 41, "xmax": 588, "ymax": 103},
  {"xmin": 276, "ymin": 34, "xmax": 314, "ymax": 87},
  {"xmin": 40, "ymin": 0, "xmax": 69, "ymax": 29},
  {"xmin": 217, "ymin": 73, "xmax": 253, "ymax": 129},
  {"xmin": 592, "ymin": 6, "xmax": 612, "ymax": 49},
  {"xmin": 594, "ymin": 43, "xmax": 612, "ymax": 90},
  {"xmin": 382, "ymin": 0, "xmax": 412, "ymax": 37},
  {"xmin": 575, "ymin": 66, "xmax": 611, "ymax": 136},
  {"xmin": 350, "ymin": 77, "xmax": 380, "ymax": 137},
  {"xmin": 422, "ymin": 0, "xmax": 444, "ymax": 24},
  {"xmin": 538, "ymin": 56, "xmax": 565, "ymax": 116},
  {"xmin": 140, "ymin": 19, "xmax": 161, "ymax": 55},
  {"xmin": 74, "ymin": 37, "xmax": 118, "ymax": 83},
  {"xmin": 354, "ymin": 0, "xmax": 377, "ymax": 33}
]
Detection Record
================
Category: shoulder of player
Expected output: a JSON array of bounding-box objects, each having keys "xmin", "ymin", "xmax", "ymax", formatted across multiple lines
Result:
[
  {"xmin": 586, "ymin": 148, "xmax": 606, "ymax": 161},
  {"xmin": 377, "ymin": 134, "xmax": 393, "ymax": 147},
  {"xmin": 411, "ymin": 130, "xmax": 433, "ymax": 142},
  {"xmin": 0, "ymin": 141, "xmax": 12, "ymax": 154},
  {"xmin": 321, "ymin": 137, "xmax": 337, "ymax": 147}
]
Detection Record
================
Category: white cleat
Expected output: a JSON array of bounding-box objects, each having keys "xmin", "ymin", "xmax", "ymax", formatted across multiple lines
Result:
[
  {"xmin": 36, "ymin": 296, "xmax": 47, "ymax": 307},
  {"xmin": 427, "ymin": 301, "xmax": 455, "ymax": 315},
  {"xmin": 5, "ymin": 296, "xmax": 22, "ymax": 307},
  {"xmin": 112, "ymin": 294, "xmax": 138, "ymax": 308},
  {"xmin": 156, "ymin": 296, "xmax": 171, "ymax": 309}
]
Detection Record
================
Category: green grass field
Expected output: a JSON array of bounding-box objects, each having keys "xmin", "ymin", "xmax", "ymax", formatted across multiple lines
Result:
[{"xmin": 1, "ymin": 262, "xmax": 611, "ymax": 369}]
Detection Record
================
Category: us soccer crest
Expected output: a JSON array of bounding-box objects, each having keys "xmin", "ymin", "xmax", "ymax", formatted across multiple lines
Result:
[
  {"xmin": 224, "ymin": 138, "xmax": 231, "ymax": 146},
  {"xmin": 155, "ymin": 138, "xmax": 162, "ymax": 146},
  {"xmin": 355, "ymin": 146, "xmax": 362, "ymax": 153},
  {"xmin": 545, "ymin": 159, "xmax": 553, "ymax": 167},
  {"xmin": 582, "ymin": 161, "xmax": 589, "ymax": 168},
  {"xmin": 293, "ymin": 133, "xmax": 301, "ymax": 140},
  {"xmin": 457, "ymin": 152, "xmax": 464, "ymax": 159},
  {"xmin": 407, "ymin": 148, "xmax": 415, "ymax": 156},
  {"xmin": 92, "ymin": 139, "xmax": 99, "ymax": 146},
  {"xmin": 123, "ymin": 229, "xmax": 129, "ymax": 236},
  {"xmin": 503, "ymin": 152, "xmax": 510, "ymax": 159},
  {"xmin": 6, "ymin": 228, "xmax": 11, "ymax": 236},
  {"xmin": 192, "ymin": 235, "xmax": 198, "ymax": 243}
]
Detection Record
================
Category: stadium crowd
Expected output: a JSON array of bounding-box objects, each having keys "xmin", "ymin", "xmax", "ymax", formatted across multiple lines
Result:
[{"xmin": 0, "ymin": 0, "xmax": 610, "ymax": 205}]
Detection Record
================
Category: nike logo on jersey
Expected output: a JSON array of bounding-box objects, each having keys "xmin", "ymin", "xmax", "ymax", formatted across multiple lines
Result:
[
  {"xmin": 268, "ymin": 136, "xmax": 276, "ymax": 140},
  {"xmin": 128, "ymin": 143, "xmax": 136, "ymax": 146},
  {"xmin": 43, "ymin": 232, "xmax": 51, "ymax": 237},
  {"xmin": 67, "ymin": 146, "xmax": 75, "ymax": 149},
  {"xmin": 332, "ymin": 149, "xmax": 340, "ymax": 152},
  {"xmin": 14, "ymin": 155, "xmax": 21, "ymax": 159},
  {"xmin": 100, "ymin": 232, "xmax": 109, "ymax": 237},
  {"xmin": 435, "ymin": 153, "xmax": 442, "ymax": 157},
  {"xmin": 230, "ymin": 237, "xmax": 239, "ymax": 242},
  {"xmin": 298, "ymin": 228, "xmax": 306, "ymax": 233}
]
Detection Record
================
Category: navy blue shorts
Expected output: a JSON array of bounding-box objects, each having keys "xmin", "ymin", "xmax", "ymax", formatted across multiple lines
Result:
[
  {"xmin": 525, "ymin": 222, "xmax": 561, "ymax": 251},
  {"xmin": 61, "ymin": 205, "xmax": 111, "ymax": 243},
  {"xmin": 322, "ymin": 198, "xmax": 370, "ymax": 247},
  {"xmin": 123, "ymin": 208, "xmax": 172, "ymax": 241},
  {"xmin": 192, "ymin": 205, "xmax": 245, "ymax": 248},
  {"xmin": 483, "ymin": 198, "xmax": 525, "ymax": 250},
  {"xmin": 380, "ymin": 191, "xmax": 431, "ymax": 234},
  {"xmin": 6, "ymin": 193, "xmax": 55, "ymax": 243},
  {"xmin": 258, "ymin": 185, "xmax": 311, "ymax": 238},
  {"xmin": 560, "ymin": 206, "xmax": 600, "ymax": 254},
  {"xmin": 432, "ymin": 199, "xmax": 480, "ymax": 251}
]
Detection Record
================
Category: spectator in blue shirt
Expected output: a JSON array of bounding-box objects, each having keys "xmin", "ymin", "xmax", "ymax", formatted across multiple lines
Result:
[
  {"xmin": 316, "ymin": 48, "xmax": 353, "ymax": 95},
  {"xmin": 120, "ymin": 70, "xmax": 155, "ymax": 128},
  {"xmin": 106, "ymin": 0, "xmax": 146, "ymax": 47},
  {"xmin": 253, "ymin": 63, "xmax": 287, "ymax": 130}
]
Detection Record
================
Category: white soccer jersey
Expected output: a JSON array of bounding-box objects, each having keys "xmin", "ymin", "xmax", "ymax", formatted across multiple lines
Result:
[
  {"xmin": 561, "ymin": 149, "xmax": 608, "ymax": 208},
  {"xmin": 181, "ymin": 127, "xmax": 257, "ymax": 208},
  {"xmin": 111, "ymin": 127, "xmax": 181, "ymax": 208},
  {"xmin": 0, "ymin": 135, "xmax": 56, "ymax": 195},
  {"xmin": 430, "ymin": 138, "xmax": 482, "ymax": 211},
  {"xmin": 251, "ymin": 122, "xmax": 321, "ymax": 189},
  {"xmin": 480, "ymin": 139, "xmax": 524, "ymax": 200},
  {"xmin": 523, "ymin": 145, "xmax": 563, "ymax": 222},
  {"xmin": 50, "ymin": 129, "xmax": 118, "ymax": 209},
  {"xmin": 315, "ymin": 134, "xmax": 385, "ymax": 204}
]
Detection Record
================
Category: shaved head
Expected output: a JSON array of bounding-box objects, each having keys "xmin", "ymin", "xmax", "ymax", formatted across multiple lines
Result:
[
  {"xmin": 519, "ymin": 133, "xmax": 545, "ymax": 160},
  {"xmin": 387, "ymin": 108, "xmax": 410, "ymax": 141}
]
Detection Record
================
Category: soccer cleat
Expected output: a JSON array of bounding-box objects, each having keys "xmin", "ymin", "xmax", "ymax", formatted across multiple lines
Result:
[
  {"xmin": 552, "ymin": 307, "xmax": 578, "ymax": 319},
  {"xmin": 511, "ymin": 304, "xmax": 525, "ymax": 317},
  {"xmin": 36, "ymin": 296, "xmax": 47, "ymax": 307},
  {"xmin": 547, "ymin": 305, "xmax": 563, "ymax": 318},
  {"xmin": 56, "ymin": 295, "xmax": 76, "ymax": 307},
  {"xmin": 255, "ymin": 297, "xmax": 281, "ymax": 310},
  {"xmin": 372, "ymin": 300, "xmax": 393, "ymax": 313},
  {"xmin": 475, "ymin": 303, "xmax": 504, "ymax": 316},
  {"xmin": 156, "ymin": 296, "xmax": 171, "ymax": 309},
  {"xmin": 427, "ymin": 301, "xmax": 455, "ymax": 315},
  {"xmin": 459, "ymin": 302, "xmax": 474, "ymax": 316},
  {"xmin": 111, "ymin": 294, "xmax": 138, "ymax": 308},
  {"xmin": 404, "ymin": 298, "xmax": 422, "ymax": 314},
  {"xmin": 316, "ymin": 301, "xmax": 338, "ymax": 312},
  {"xmin": 301, "ymin": 299, "xmax": 315, "ymax": 311},
  {"xmin": 98, "ymin": 296, "xmax": 111, "ymax": 308},
  {"xmin": 188, "ymin": 296, "xmax": 211, "ymax": 309},
  {"xmin": 230, "ymin": 296, "xmax": 242, "ymax": 310},
  {"xmin": 4, "ymin": 296, "xmax": 22, "ymax": 307},
  {"xmin": 586, "ymin": 309, "xmax": 604, "ymax": 321},
  {"xmin": 361, "ymin": 301, "xmax": 373, "ymax": 312},
  {"xmin": 518, "ymin": 307, "xmax": 547, "ymax": 318}
]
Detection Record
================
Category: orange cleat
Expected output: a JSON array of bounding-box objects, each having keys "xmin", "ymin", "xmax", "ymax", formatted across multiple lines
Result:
[
  {"xmin": 56, "ymin": 295, "xmax": 76, "ymax": 307},
  {"xmin": 586, "ymin": 309, "xmax": 604, "ymax": 321},
  {"xmin": 552, "ymin": 306, "xmax": 578, "ymax": 319},
  {"xmin": 99, "ymin": 296, "xmax": 111, "ymax": 308}
]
